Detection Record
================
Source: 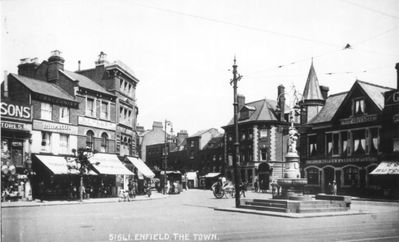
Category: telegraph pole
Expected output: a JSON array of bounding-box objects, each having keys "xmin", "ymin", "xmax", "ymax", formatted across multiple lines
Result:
[{"xmin": 230, "ymin": 57, "xmax": 242, "ymax": 207}]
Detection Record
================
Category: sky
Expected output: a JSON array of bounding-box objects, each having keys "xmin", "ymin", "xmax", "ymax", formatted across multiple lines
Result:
[{"xmin": 1, "ymin": 0, "xmax": 398, "ymax": 135}]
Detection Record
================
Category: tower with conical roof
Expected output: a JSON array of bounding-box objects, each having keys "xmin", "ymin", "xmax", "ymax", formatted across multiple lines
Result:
[{"xmin": 300, "ymin": 60, "xmax": 325, "ymax": 124}]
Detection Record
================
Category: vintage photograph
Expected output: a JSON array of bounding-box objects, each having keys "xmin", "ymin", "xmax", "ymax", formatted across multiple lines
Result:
[{"xmin": 1, "ymin": 0, "xmax": 399, "ymax": 241}]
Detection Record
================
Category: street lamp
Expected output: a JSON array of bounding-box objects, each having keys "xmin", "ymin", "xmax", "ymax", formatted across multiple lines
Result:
[
  {"xmin": 230, "ymin": 57, "xmax": 242, "ymax": 208},
  {"xmin": 163, "ymin": 119, "xmax": 172, "ymax": 195}
]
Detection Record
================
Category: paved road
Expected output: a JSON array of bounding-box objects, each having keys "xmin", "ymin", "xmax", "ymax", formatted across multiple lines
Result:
[{"xmin": 2, "ymin": 190, "xmax": 399, "ymax": 242}]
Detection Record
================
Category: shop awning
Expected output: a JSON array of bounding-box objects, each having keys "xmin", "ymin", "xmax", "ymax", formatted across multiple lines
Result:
[
  {"xmin": 186, "ymin": 172, "xmax": 197, "ymax": 180},
  {"xmin": 370, "ymin": 161, "xmax": 399, "ymax": 175},
  {"xmin": 90, "ymin": 153, "xmax": 133, "ymax": 175},
  {"xmin": 35, "ymin": 155, "xmax": 79, "ymax": 175},
  {"xmin": 203, "ymin": 172, "xmax": 221, "ymax": 178},
  {"xmin": 126, "ymin": 157, "xmax": 155, "ymax": 178}
]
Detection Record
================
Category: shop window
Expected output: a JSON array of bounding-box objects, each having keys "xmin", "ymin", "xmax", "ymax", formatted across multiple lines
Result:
[
  {"xmin": 86, "ymin": 130, "xmax": 94, "ymax": 150},
  {"xmin": 343, "ymin": 166, "xmax": 359, "ymax": 186},
  {"xmin": 260, "ymin": 148, "xmax": 268, "ymax": 161},
  {"xmin": 341, "ymin": 132, "xmax": 348, "ymax": 155},
  {"xmin": 326, "ymin": 133, "xmax": 333, "ymax": 156},
  {"xmin": 101, "ymin": 133, "xmax": 108, "ymax": 152},
  {"xmin": 86, "ymin": 98, "xmax": 95, "ymax": 117},
  {"xmin": 41, "ymin": 132, "xmax": 51, "ymax": 152},
  {"xmin": 353, "ymin": 130, "xmax": 366, "ymax": 155},
  {"xmin": 307, "ymin": 168, "xmax": 319, "ymax": 185},
  {"xmin": 259, "ymin": 129, "xmax": 268, "ymax": 138},
  {"xmin": 369, "ymin": 128, "xmax": 379, "ymax": 154},
  {"xmin": 59, "ymin": 107, "xmax": 69, "ymax": 123},
  {"xmin": 100, "ymin": 102, "xmax": 109, "ymax": 120},
  {"xmin": 60, "ymin": 134, "xmax": 69, "ymax": 154},
  {"xmin": 41, "ymin": 103, "xmax": 52, "ymax": 120},
  {"xmin": 308, "ymin": 135, "xmax": 317, "ymax": 157},
  {"xmin": 353, "ymin": 99, "xmax": 365, "ymax": 115}
]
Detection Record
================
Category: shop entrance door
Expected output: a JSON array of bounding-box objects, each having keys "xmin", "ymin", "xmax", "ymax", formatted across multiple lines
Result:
[{"xmin": 324, "ymin": 167, "xmax": 335, "ymax": 193}]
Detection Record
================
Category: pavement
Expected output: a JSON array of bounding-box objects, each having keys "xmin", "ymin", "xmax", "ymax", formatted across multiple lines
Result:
[{"xmin": 1, "ymin": 192, "xmax": 168, "ymax": 208}]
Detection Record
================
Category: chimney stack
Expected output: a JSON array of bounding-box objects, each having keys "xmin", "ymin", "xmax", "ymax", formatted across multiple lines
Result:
[
  {"xmin": 95, "ymin": 51, "xmax": 109, "ymax": 66},
  {"xmin": 78, "ymin": 60, "xmax": 81, "ymax": 71},
  {"xmin": 177, "ymin": 130, "xmax": 189, "ymax": 144},
  {"xmin": 278, "ymin": 85, "xmax": 285, "ymax": 122},
  {"xmin": 152, "ymin": 121, "xmax": 163, "ymax": 130},
  {"xmin": 237, "ymin": 94, "xmax": 245, "ymax": 111},
  {"xmin": 18, "ymin": 58, "xmax": 39, "ymax": 78},
  {"xmin": 47, "ymin": 50, "xmax": 65, "ymax": 82},
  {"xmin": 396, "ymin": 63, "xmax": 399, "ymax": 90},
  {"xmin": 320, "ymin": 85, "xmax": 329, "ymax": 100}
]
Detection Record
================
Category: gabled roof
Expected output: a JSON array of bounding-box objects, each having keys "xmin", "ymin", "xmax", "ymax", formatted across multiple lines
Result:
[
  {"xmin": 225, "ymin": 98, "xmax": 290, "ymax": 126},
  {"xmin": 61, "ymin": 70, "xmax": 113, "ymax": 96},
  {"xmin": 357, "ymin": 80, "xmax": 393, "ymax": 110},
  {"xmin": 302, "ymin": 62, "xmax": 324, "ymax": 101},
  {"xmin": 203, "ymin": 135, "xmax": 224, "ymax": 149},
  {"xmin": 188, "ymin": 128, "xmax": 218, "ymax": 138},
  {"xmin": 308, "ymin": 92, "xmax": 348, "ymax": 124},
  {"xmin": 9, "ymin": 73, "xmax": 76, "ymax": 102}
]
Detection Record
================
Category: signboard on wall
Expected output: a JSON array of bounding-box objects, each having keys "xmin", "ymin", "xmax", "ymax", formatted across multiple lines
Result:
[
  {"xmin": 1, "ymin": 121, "xmax": 32, "ymax": 131},
  {"xmin": 78, "ymin": 116, "xmax": 116, "ymax": 131},
  {"xmin": 33, "ymin": 120, "xmax": 78, "ymax": 135},
  {"xmin": 385, "ymin": 90, "xmax": 399, "ymax": 106},
  {"xmin": 306, "ymin": 156, "xmax": 378, "ymax": 165},
  {"xmin": 0, "ymin": 102, "xmax": 31, "ymax": 121},
  {"xmin": 340, "ymin": 114, "xmax": 378, "ymax": 126}
]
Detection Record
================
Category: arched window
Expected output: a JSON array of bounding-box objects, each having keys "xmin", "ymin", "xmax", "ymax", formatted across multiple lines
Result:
[
  {"xmin": 86, "ymin": 130, "xmax": 94, "ymax": 150},
  {"xmin": 343, "ymin": 166, "xmax": 359, "ymax": 186},
  {"xmin": 306, "ymin": 168, "xmax": 319, "ymax": 185},
  {"xmin": 101, "ymin": 133, "xmax": 108, "ymax": 152}
]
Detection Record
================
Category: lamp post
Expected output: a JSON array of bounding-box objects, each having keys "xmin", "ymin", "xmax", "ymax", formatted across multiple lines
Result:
[
  {"xmin": 230, "ymin": 57, "xmax": 242, "ymax": 208},
  {"xmin": 163, "ymin": 119, "xmax": 172, "ymax": 195}
]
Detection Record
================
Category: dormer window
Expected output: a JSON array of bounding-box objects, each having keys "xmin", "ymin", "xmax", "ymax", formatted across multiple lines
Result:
[
  {"xmin": 353, "ymin": 98, "xmax": 365, "ymax": 115},
  {"xmin": 239, "ymin": 105, "xmax": 255, "ymax": 120}
]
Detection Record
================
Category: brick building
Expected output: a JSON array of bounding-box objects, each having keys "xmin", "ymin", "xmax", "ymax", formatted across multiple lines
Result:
[
  {"xmin": 222, "ymin": 87, "xmax": 291, "ymax": 190},
  {"xmin": 299, "ymin": 62, "xmax": 397, "ymax": 197}
]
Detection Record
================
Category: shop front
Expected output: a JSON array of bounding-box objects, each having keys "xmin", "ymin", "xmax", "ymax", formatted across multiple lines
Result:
[
  {"xmin": 126, "ymin": 157, "xmax": 155, "ymax": 194},
  {"xmin": 90, "ymin": 153, "xmax": 134, "ymax": 197},
  {"xmin": 370, "ymin": 161, "xmax": 399, "ymax": 198},
  {"xmin": 1, "ymin": 101, "xmax": 33, "ymax": 201}
]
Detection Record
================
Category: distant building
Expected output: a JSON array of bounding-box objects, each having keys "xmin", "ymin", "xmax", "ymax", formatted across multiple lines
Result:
[{"xmin": 198, "ymin": 134, "xmax": 225, "ymax": 175}]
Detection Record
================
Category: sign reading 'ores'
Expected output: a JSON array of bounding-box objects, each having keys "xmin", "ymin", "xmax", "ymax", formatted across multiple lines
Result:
[{"xmin": 0, "ymin": 102, "xmax": 31, "ymax": 120}]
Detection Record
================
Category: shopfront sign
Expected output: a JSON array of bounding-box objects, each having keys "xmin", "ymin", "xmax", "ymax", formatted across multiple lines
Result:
[
  {"xmin": 117, "ymin": 126, "xmax": 134, "ymax": 136},
  {"xmin": 78, "ymin": 116, "xmax": 116, "ymax": 131},
  {"xmin": 1, "ymin": 121, "xmax": 32, "ymax": 131},
  {"xmin": 0, "ymin": 102, "xmax": 31, "ymax": 121},
  {"xmin": 340, "ymin": 114, "xmax": 378, "ymax": 126},
  {"xmin": 33, "ymin": 120, "xmax": 78, "ymax": 135},
  {"xmin": 385, "ymin": 90, "xmax": 399, "ymax": 106},
  {"xmin": 306, "ymin": 156, "xmax": 378, "ymax": 165}
]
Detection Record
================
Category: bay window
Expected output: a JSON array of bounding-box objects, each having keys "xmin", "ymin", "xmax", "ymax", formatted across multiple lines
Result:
[{"xmin": 353, "ymin": 130, "xmax": 366, "ymax": 155}]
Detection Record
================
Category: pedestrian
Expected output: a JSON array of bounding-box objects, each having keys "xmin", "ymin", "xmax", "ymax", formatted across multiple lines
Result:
[
  {"xmin": 38, "ymin": 181, "xmax": 45, "ymax": 202},
  {"xmin": 254, "ymin": 179, "xmax": 258, "ymax": 193},
  {"xmin": 328, "ymin": 182, "xmax": 332, "ymax": 195},
  {"xmin": 332, "ymin": 180, "xmax": 337, "ymax": 195}
]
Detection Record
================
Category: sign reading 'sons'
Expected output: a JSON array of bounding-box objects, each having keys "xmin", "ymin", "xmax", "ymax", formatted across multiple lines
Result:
[{"xmin": 0, "ymin": 102, "xmax": 31, "ymax": 120}]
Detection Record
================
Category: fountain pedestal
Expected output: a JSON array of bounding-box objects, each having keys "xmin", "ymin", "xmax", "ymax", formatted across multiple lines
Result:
[{"xmin": 275, "ymin": 146, "xmax": 309, "ymax": 200}]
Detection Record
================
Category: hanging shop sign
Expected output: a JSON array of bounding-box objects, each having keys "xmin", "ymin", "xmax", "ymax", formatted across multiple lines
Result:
[
  {"xmin": 340, "ymin": 114, "xmax": 378, "ymax": 126},
  {"xmin": 1, "ymin": 121, "xmax": 32, "ymax": 131},
  {"xmin": 306, "ymin": 156, "xmax": 378, "ymax": 165},
  {"xmin": 33, "ymin": 120, "xmax": 78, "ymax": 135},
  {"xmin": 0, "ymin": 102, "xmax": 31, "ymax": 121},
  {"xmin": 78, "ymin": 116, "xmax": 116, "ymax": 131}
]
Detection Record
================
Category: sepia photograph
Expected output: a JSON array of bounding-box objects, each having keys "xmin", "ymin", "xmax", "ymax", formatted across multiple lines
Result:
[{"xmin": 1, "ymin": 0, "xmax": 399, "ymax": 241}]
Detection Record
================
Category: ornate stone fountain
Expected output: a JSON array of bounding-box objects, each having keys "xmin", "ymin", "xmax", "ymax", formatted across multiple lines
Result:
[{"xmin": 275, "ymin": 120, "xmax": 309, "ymax": 200}]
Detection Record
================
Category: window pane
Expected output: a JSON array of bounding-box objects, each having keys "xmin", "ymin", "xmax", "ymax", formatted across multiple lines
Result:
[
  {"xmin": 41, "ymin": 103, "xmax": 52, "ymax": 120},
  {"xmin": 101, "ymin": 102, "xmax": 108, "ymax": 119},
  {"xmin": 87, "ymin": 99, "xmax": 94, "ymax": 116}
]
